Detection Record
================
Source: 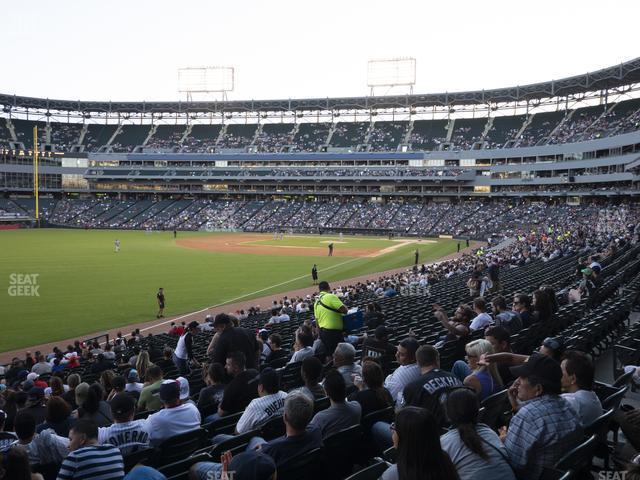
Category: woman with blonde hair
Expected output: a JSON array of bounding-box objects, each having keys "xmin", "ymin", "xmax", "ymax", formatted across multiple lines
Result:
[
  {"xmin": 135, "ymin": 350, "xmax": 154, "ymax": 382},
  {"xmin": 453, "ymin": 339, "xmax": 502, "ymax": 401}
]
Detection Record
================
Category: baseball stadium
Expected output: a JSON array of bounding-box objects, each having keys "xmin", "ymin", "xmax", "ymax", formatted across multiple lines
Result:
[{"xmin": 2, "ymin": 2, "xmax": 640, "ymax": 479}]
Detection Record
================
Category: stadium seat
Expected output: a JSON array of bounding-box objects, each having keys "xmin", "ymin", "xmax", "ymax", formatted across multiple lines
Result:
[
  {"xmin": 277, "ymin": 447, "xmax": 324, "ymax": 480},
  {"xmin": 154, "ymin": 428, "xmax": 207, "ymax": 467},
  {"xmin": 344, "ymin": 459, "xmax": 390, "ymax": 480},
  {"xmin": 322, "ymin": 424, "xmax": 363, "ymax": 478},
  {"xmin": 259, "ymin": 415, "xmax": 286, "ymax": 440},
  {"xmin": 479, "ymin": 388, "xmax": 510, "ymax": 431},
  {"xmin": 553, "ymin": 434, "xmax": 598, "ymax": 476},
  {"xmin": 209, "ymin": 429, "xmax": 261, "ymax": 459},
  {"xmin": 157, "ymin": 453, "xmax": 213, "ymax": 480},
  {"xmin": 602, "ymin": 386, "xmax": 629, "ymax": 411},
  {"xmin": 203, "ymin": 412, "xmax": 244, "ymax": 436},
  {"xmin": 122, "ymin": 446, "xmax": 155, "ymax": 472}
]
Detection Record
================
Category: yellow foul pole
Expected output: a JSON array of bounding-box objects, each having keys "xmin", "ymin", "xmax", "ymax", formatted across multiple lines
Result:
[{"xmin": 33, "ymin": 126, "xmax": 39, "ymax": 223}]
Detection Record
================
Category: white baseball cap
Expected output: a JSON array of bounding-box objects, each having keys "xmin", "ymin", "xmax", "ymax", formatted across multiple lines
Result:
[{"xmin": 176, "ymin": 376, "xmax": 190, "ymax": 401}]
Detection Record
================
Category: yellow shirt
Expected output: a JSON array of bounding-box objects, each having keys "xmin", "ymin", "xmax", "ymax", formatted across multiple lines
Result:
[{"xmin": 313, "ymin": 292, "xmax": 344, "ymax": 330}]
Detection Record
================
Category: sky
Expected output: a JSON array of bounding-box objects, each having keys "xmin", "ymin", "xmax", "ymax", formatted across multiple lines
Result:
[{"xmin": 1, "ymin": 0, "xmax": 639, "ymax": 103}]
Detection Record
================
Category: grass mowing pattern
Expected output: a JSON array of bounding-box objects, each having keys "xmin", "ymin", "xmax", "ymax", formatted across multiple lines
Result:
[{"xmin": 0, "ymin": 229, "xmax": 457, "ymax": 352}]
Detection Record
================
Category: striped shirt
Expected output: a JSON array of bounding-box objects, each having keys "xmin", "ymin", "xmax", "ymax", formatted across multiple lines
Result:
[
  {"xmin": 56, "ymin": 444, "xmax": 124, "ymax": 480},
  {"xmin": 235, "ymin": 391, "xmax": 288, "ymax": 433},
  {"xmin": 384, "ymin": 363, "xmax": 421, "ymax": 404}
]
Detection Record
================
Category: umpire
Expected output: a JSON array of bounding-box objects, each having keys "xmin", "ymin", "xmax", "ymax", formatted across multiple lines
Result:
[{"xmin": 313, "ymin": 281, "xmax": 347, "ymax": 357}]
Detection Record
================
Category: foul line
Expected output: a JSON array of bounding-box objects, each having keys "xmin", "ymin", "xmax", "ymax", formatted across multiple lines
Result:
[{"xmin": 137, "ymin": 256, "xmax": 365, "ymax": 334}]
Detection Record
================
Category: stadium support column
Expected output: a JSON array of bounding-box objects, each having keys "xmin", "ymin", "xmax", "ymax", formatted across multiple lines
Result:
[{"xmin": 33, "ymin": 126, "xmax": 40, "ymax": 227}]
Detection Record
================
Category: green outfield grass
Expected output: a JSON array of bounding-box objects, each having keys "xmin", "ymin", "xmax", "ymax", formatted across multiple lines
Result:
[
  {"xmin": 0, "ymin": 229, "xmax": 458, "ymax": 353},
  {"xmin": 245, "ymin": 235, "xmax": 405, "ymax": 249}
]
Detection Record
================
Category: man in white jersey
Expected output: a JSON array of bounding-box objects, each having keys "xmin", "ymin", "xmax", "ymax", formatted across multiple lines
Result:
[
  {"xmin": 114, "ymin": 239, "xmax": 120, "ymax": 253},
  {"xmin": 98, "ymin": 394, "xmax": 150, "ymax": 454}
]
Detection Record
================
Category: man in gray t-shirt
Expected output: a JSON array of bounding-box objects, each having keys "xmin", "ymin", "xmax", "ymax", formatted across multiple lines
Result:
[{"xmin": 309, "ymin": 370, "xmax": 361, "ymax": 438}]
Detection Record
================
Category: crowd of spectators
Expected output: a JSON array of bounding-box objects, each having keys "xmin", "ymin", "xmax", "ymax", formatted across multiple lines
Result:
[{"xmin": 3, "ymin": 203, "xmax": 640, "ymax": 479}]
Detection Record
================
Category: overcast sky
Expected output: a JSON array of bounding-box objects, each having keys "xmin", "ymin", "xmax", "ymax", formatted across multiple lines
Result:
[{"xmin": 2, "ymin": 0, "xmax": 638, "ymax": 102}]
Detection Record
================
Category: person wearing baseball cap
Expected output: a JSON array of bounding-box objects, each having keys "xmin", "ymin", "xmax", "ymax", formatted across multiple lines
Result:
[
  {"xmin": 500, "ymin": 353, "xmax": 583, "ymax": 480},
  {"xmin": 176, "ymin": 376, "xmax": 195, "ymax": 405},
  {"xmin": 0, "ymin": 410, "xmax": 17, "ymax": 450},
  {"xmin": 97, "ymin": 393, "xmax": 150, "ymax": 454},
  {"xmin": 208, "ymin": 313, "xmax": 258, "ymax": 370},
  {"xmin": 145, "ymin": 380, "xmax": 201, "ymax": 445}
]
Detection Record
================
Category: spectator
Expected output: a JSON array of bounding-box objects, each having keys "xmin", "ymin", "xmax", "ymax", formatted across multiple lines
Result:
[
  {"xmin": 98, "ymin": 394, "xmax": 150, "ymax": 454},
  {"xmin": 11, "ymin": 410, "xmax": 69, "ymax": 466},
  {"xmin": 75, "ymin": 383, "xmax": 113, "ymax": 427},
  {"xmin": 309, "ymin": 369, "xmax": 361, "ymax": 439},
  {"xmin": 442, "ymin": 388, "xmax": 516, "ymax": 480},
  {"xmin": 36, "ymin": 396, "xmax": 75, "ymax": 437},
  {"xmin": 137, "ymin": 366, "xmax": 163, "ymax": 412},
  {"xmin": 265, "ymin": 334, "xmax": 288, "ymax": 364},
  {"xmin": 491, "ymin": 296, "xmax": 522, "ymax": 334},
  {"xmin": 23, "ymin": 388, "xmax": 46, "ymax": 425},
  {"xmin": 512, "ymin": 294, "xmax": 537, "ymax": 328},
  {"xmin": 0, "ymin": 410, "xmax": 17, "ymax": 450},
  {"xmin": 484, "ymin": 326, "xmax": 515, "ymax": 385},
  {"xmin": 57, "ymin": 418, "xmax": 124, "ymax": 479},
  {"xmin": 125, "ymin": 369, "xmax": 144, "ymax": 394},
  {"xmin": 173, "ymin": 321, "xmax": 200, "ymax": 375},
  {"xmin": 30, "ymin": 355, "xmax": 52, "ymax": 376},
  {"xmin": 209, "ymin": 314, "xmax": 258, "ymax": 370},
  {"xmin": 435, "ymin": 304, "xmax": 473, "ymax": 345},
  {"xmin": 106, "ymin": 375, "xmax": 126, "ymax": 402},
  {"xmin": 197, "ymin": 363, "xmax": 226, "ymax": 411},
  {"xmin": 135, "ymin": 351, "xmax": 154, "ymax": 381},
  {"xmin": 332, "ymin": 342, "xmax": 362, "ymax": 389},
  {"xmin": 288, "ymin": 329, "xmax": 315, "ymax": 364},
  {"xmin": 46, "ymin": 376, "xmax": 67, "ymax": 398},
  {"xmin": 364, "ymin": 302, "xmax": 385, "ymax": 329},
  {"xmin": 349, "ymin": 360, "xmax": 393, "ymax": 418},
  {"xmin": 91, "ymin": 354, "xmax": 113, "ymax": 375},
  {"xmin": 380, "ymin": 406, "xmax": 459, "ymax": 480},
  {"xmin": 1, "ymin": 446, "xmax": 44, "ymax": 480},
  {"xmin": 191, "ymin": 393, "xmax": 321, "ymax": 478},
  {"xmin": 532, "ymin": 289, "xmax": 554, "ymax": 323},
  {"xmin": 177, "ymin": 377, "xmax": 195, "ymax": 406},
  {"xmin": 384, "ymin": 337, "xmax": 421, "ymax": 404},
  {"xmin": 452, "ymin": 339, "xmax": 503, "ymax": 401},
  {"xmin": 501, "ymin": 354, "xmax": 583, "ymax": 480},
  {"xmin": 61, "ymin": 374, "xmax": 81, "ymax": 411},
  {"xmin": 560, "ymin": 351, "xmax": 603, "ymax": 426},
  {"xmin": 215, "ymin": 352, "xmax": 259, "ymax": 419},
  {"xmin": 214, "ymin": 367, "xmax": 287, "ymax": 442},
  {"xmin": 314, "ymin": 281, "xmax": 348, "ymax": 358},
  {"xmin": 155, "ymin": 347, "xmax": 174, "ymax": 371},
  {"xmin": 146, "ymin": 380, "xmax": 201, "ymax": 446},
  {"xmin": 469, "ymin": 298, "xmax": 493, "ymax": 331},
  {"xmin": 294, "ymin": 356, "xmax": 326, "ymax": 401}
]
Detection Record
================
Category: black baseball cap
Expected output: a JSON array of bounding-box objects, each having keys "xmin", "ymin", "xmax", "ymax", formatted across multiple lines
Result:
[
  {"xmin": 510, "ymin": 353, "xmax": 562, "ymax": 387},
  {"xmin": 229, "ymin": 451, "xmax": 276, "ymax": 480},
  {"xmin": 375, "ymin": 325, "xmax": 391, "ymax": 338},
  {"xmin": 110, "ymin": 393, "xmax": 136, "ymax": 415},
  {"xmin": 159, "ymin": 380, "xmax": 181, "ymax": 402},
  {"xmin": 187, "ymin": 321, "xmax": 199, "ymax": 329}
]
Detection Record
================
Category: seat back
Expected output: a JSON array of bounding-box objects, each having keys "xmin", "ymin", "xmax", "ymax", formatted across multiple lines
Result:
[
  {"xmin": 156, "ymin": 428, "xmax": 206, "ymax": 467},
  {"xmin": 554, "ymin": 434, "xmax": 598, "ymax": 472},
  {"xmin": 585, "ymin": 408, "xmax": 615, "ymax": 439},
  {"xmin": 122, "ymin": 446, "xmax": 155, "ymax": 473},
  {"xmin": 323, "ymin": 424, "xmax": 363, "ymax": 477},
  {"xmin": 278, "ymin": 447, "xmax": 323, "ymax": 480},
  {"xmin": 209, "ymin": 429, "xmax": 260, "ymax": 460},
  {"xmin": 479, "ymin": 388, "xmax": 509, "ymax": 430},
  {"xmin": 602, "ymin": 386, "xmax": 629, "ymax": 411},
  {"xmin": 157, "ymin": 453, "xmax": 212, "ymax": 480},
  {"xmin": 313, "ymin": 396, "xmax": 330, "ymax": 414},
  {"xmin": 259, "ymin": 415, "xmax": 286, "ymax": 440},
  {"xmin": 344, "ymin": 459, "xmax": 390, "ymax": 480},
  {"xmin": 203, "ymin": 411, "xmax": 244, "ymax": 436},
  {"xmin": 361, "ymin": 406, "xmax": 394, "ymax": 433},
  {"xmin": 613, "ymin": 370, "xmax": 635, "ymax": 388}
]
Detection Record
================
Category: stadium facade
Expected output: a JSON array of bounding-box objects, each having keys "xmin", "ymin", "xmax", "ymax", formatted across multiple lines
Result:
[{"xmin": 1, "ymin": 58, "xmax": 640, "ymax": 235}]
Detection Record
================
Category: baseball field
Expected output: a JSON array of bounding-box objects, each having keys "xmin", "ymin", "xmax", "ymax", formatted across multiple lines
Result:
[{"xmin": 0, "ymin": 229, "xmax": 459, "ymax": 353}]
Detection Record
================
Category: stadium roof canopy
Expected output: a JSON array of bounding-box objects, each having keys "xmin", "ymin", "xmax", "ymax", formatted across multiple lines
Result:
[{"xmin": 1, "ymin": 57, "xmax": 640, "ymax": 115}]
